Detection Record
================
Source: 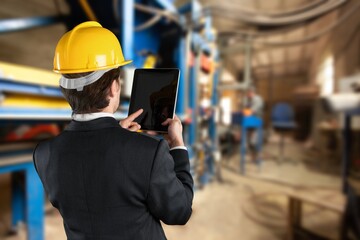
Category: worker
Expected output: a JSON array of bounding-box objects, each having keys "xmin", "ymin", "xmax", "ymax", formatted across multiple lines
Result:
[
  {"xmin": 242, "ymin": 86, "xmax": 264, "ymax": 161},
  {"xmin": 243, "ymin": 86, "xmax": 264, "ymax": 118},
  {"xmin": 33, "ymin": 21, "xmax": 193, "ymax": 240}
]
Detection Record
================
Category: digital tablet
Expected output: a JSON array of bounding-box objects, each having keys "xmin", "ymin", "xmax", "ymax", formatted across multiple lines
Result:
[{"xmin": 128, "ymin": 68, "xmax": 180, "ymax": 133}]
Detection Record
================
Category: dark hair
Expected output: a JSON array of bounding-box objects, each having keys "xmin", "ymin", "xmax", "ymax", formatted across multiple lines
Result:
[{"xmin": 61, "ymin": 67, "xmax": 121, "ymax": 114}]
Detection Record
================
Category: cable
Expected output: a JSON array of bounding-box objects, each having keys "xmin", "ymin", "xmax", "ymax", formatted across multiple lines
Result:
[
  {"xmin": 78, "ymin": 0, "xmax": 98, "ymax": 21},
  {"xmin": 52, "ymin": 0, "xmax": 62, "ymax": 16},
  {"xmin": 135, "ymin": 14, "xmax": 162, "ymax": 31},
  {"xmin": 112, "ymin": 1, "xmax": 180, "ymax": 31},
  {"xmin": 112, "ymin": 0, "xmax": 120, "ymax": 23},
  {"xmin": 134, "ymin": 3, "xmax": 180, "ymax": 25}
]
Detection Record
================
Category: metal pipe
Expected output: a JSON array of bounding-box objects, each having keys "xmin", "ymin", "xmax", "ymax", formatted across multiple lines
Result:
[
  {"xmin": 176, "ymin": 29, "xmax": 187, "ymax": 117},
  {"xmin": 342, "ymin": 114, "xmax": 351, "ymax": 193},
  {"xmin": 184, "ymin": 29, "xmax": 192, "ymax": 113},
  {"xmin": 217, "ymin": 83, "xmax": 248, "ymax": 91},
  {"xmin": 135, "ymin": 14, "xmax": 162, "ymax": 31},
  {"xmin": 0, "ymin": 16, "xmax": 62, "ymax": 34},
  {"xmin": 244, "ymin": 36, "xmax": 253, "ymax": 87},
  {"xmin": 120, "ymin": 0, "xmax": 134, "ymax": 63}
]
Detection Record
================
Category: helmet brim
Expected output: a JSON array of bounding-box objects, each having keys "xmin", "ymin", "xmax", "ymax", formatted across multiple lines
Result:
[{"xmin": 53, "ymin": 60, "xmax": 133, "ymax": 74}]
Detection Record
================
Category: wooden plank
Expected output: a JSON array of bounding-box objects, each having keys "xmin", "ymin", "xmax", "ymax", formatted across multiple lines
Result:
[
  {"xmin": 0, "ymin": 142, "xmax": 37, "ymax": 152},
  {"xmin": 286, "ymin": 190, "xmax": 345, "ymax": 213},
  {"xmin": 0, "ymin": 153, "xmax": 33, "ymax": 167},
  {"xmin": 0, "ymin": 61, "xmax": 59, "ymax": 87}
]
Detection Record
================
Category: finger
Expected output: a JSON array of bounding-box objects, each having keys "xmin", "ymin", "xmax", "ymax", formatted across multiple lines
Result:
[
  {"xmin": 119, "ymin": 120, "xmax": 127, "ymax": 128},
  {"xmin": 128, "ymin": 123, "xmax": 141, "ymax": 132},
  {"xmin": 128, "ymin": 126, "xmax": 139, "ymax": 132},
  {"xmin": 126, "ymin": 109, "xmax": 143, "ymax": 123},
  {"xmin": 161, "ymin": 118, "xmax": 172, "ymax": 126},
  {"xmin": 173, "ymin": 115, "xmax": 181, "ymax": 122},
  {"xmin": 145, "ymin": 131, "xmax": 157, "ymax": 136},
  {"xmin": 129, "ymin": 122, "xmax": 140, "ymax": 128}
]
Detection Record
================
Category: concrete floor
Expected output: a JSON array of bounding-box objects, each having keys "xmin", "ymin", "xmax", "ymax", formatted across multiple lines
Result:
[{"xmin": 3, "ymin": 139, "xmax": 346, "ymax": 240}]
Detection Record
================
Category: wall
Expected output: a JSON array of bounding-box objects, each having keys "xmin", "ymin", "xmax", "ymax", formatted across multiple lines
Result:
[
  {"xmin": 256, "ymin": 73, "xmax": 308, "ymax": 132},
  {"xmin": 308, "ymin": 0, "xmax": 360, "ymax": 164}
]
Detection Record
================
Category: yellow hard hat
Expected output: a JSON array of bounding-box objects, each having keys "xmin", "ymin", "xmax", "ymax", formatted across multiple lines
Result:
[{"xmin": 53, "ymin": 21, "xmax": 132, "ymax": 74}]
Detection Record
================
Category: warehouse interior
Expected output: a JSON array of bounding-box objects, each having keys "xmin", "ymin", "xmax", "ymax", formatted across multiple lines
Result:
[{"xmin": 1, "ymin": 0, "xmax": 360, "ymax": 239}]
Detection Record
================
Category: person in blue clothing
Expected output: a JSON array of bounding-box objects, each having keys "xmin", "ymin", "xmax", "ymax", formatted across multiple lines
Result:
[{"xmin": 243, "ymin": 86, "xmax": 264, "ymax": 162}]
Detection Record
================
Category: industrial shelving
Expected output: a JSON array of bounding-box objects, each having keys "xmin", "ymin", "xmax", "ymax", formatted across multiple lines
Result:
[{"xmin": 0, "ymin": 1, "xmax": 221, "ymax": 240}]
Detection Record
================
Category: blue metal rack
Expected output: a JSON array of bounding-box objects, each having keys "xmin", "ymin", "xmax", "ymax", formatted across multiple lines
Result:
[
  {"xmin": 0, "ymin": 157, "xmax": 44, "ymax": 240},
  {"xmin": 0, "ymin": 13, "xmax": 66, "ymax": 240},
  {"xmin": 0, "ymin": 1, "xmax": 221, "ymax": 239},
  {"xmin": 0, "ymin": 107, "xmax": 127, "ymax": 121},
  {"xmin": 0, "ymin": 78, "xmax": 63, "ymax": 98}
]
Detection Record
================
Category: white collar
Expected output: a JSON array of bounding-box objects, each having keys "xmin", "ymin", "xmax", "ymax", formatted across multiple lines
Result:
[{"xmin": 72, "ymin": 112, "xmax": 115, "ymax": 122}]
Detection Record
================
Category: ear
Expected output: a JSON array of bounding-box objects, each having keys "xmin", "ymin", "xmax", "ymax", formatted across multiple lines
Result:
[{"xmin": 109, "ymin": 79, "xmax": 120, "ymax": 97}]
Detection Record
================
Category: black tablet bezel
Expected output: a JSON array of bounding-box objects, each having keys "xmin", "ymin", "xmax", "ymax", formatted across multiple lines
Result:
[{"xmin": 128, "ymin": 68, "xmax": 180, "ymax": 133}]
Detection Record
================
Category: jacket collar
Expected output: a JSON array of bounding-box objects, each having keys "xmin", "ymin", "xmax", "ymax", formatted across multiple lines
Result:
[{"xmin": 65, "ymin": 117, "xmax": 120, "ymax": 131}]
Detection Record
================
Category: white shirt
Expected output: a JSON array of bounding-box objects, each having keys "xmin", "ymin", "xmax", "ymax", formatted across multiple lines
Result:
[
  {"xmin": 73, "ymin": 112, "xmax": 115, "ymax": 121},
  {"xmin": 72, "ymin": 112, "xmax": 187, "ymax": 151}
]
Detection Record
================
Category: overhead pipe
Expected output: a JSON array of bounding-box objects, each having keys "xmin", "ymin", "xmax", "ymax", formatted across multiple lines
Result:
[
  {"xmin": 222, "ymin": 0, "xmax": 360, "ymax": 48},
  {"xmin": 243, "ymin": 36, "xmax": 253, "ymax": 88},
  {"xmin": 207, "ymin": 0, "xmax": 327, "ymax": 18},
  {"xmin": 207, "ymin": 0, "xmax": 346, "ymax": 26}
]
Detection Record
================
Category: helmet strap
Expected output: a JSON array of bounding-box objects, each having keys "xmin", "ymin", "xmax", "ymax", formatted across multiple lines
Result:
[{"xmin": 59, "ymin": 68, "xmax": 114, "ymax": 91}]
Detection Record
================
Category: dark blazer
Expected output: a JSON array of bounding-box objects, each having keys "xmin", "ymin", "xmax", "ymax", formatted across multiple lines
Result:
[{"xmin": 33, "ymin": 117, "xmax": 193, "ymax": 240}]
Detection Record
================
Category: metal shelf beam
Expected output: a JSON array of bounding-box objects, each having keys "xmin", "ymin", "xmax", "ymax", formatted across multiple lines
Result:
[{"xmin": 0, "ymin": 78, "xmax": 63, "ymax": 98}]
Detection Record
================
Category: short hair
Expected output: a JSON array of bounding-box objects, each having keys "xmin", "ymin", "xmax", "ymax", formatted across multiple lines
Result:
[
  {"xmin": 247, "ymin": 86, "xmax": 256, "ymax": 93},
  {"xmin": 61, "ymin": 67, "xmax": 121, "ymax": 114}
]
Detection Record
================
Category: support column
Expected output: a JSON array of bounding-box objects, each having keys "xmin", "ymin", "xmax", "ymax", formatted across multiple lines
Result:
[
  {"xmin": 26, "ymin": 163, "xmax": 44, "ymax": 240},
  {"xmin": 120, "ymin": 0, "xmax": 134, "ymax": 61}
]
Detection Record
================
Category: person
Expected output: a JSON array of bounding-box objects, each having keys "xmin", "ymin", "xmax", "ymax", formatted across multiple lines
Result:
[
  {"xmin": 242, "ymin": 86, "xmax": 264, "ymax": 161},
  {"xmin": 243, "ymin": 86, "xmax": 264, "ymax": 118},
  {"xmin": 33, "ymin": 21, "xmax": 193, "ymax": 240}
]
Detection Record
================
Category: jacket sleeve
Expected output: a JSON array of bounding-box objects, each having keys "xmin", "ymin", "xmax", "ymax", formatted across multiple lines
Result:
[{"xmin": 146, "ymin": 139, "xmax": 194, "ymax": 225}]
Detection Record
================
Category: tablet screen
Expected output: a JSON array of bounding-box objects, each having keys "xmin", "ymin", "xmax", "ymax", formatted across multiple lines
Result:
[{"xmin": 128, "ymin": 69, "xmax": 179, "ymax": 132}]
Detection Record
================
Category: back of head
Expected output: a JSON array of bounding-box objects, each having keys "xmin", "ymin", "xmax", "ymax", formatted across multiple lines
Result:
[
  {"xmin": 61, "ymin": 68, "xmax": 121, "ymax": 114},
  {"xmin": 53, "ymin": 21, "xmax": 132, "ymax": 114},
  {"xmin": 247, "ymin": 85, "xmax": 256, "ymax": 97}
]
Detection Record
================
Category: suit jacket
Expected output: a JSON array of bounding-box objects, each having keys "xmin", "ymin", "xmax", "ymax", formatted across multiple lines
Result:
[{"xmin": 33, "ymin": 117, "xmax": 193, "ymax": 240}]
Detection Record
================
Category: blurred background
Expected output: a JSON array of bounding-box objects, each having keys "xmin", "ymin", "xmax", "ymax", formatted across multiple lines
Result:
[{"xmin": 1, "ymin": 0, "xmax": 360, "ymax": 239}]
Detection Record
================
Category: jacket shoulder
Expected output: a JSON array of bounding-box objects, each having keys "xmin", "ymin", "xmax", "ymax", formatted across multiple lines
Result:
[
  {"xmin": 33, "ymin": 138, "xmax": 52, "ymax": 161},
  {"xmin": 129, "ymin": 132, "xmax": 161, "ymax": 150}
]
